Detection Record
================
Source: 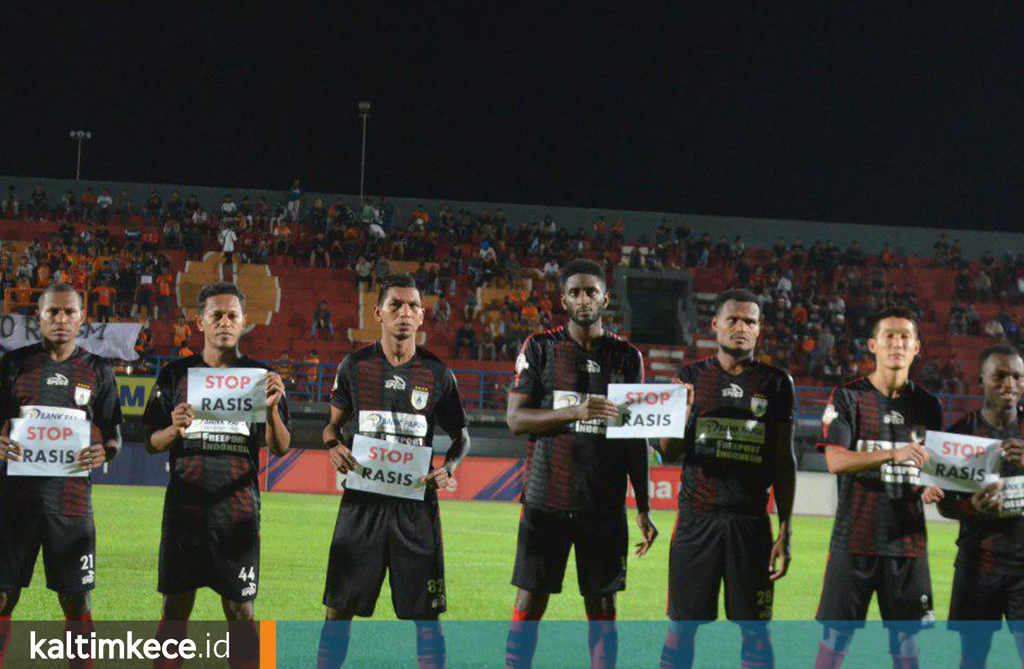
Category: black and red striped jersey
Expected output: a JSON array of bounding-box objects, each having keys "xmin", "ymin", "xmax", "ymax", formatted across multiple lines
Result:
[
  {"xmin": 510, "ymin": 326, "xmax": 649, "ymax": 514},
  {"xmin": 0, "ymin": 343, "xmax": 122, "ymax": 516},
  {"xmin": 143, "ymin": 354, "xmax": 292, "ymax": 529},
  {"xmin": 819, "ymin": 376, "xmax": 943, "ymax": 557},
  {"xmin": 330, "ymin": 341, "xmax": 467, "ymax": 504},
  {"xmin": 948, "ymin": 410, "xmax": 1024, "ymax": 575},
  {"xmin": 675, "ymin": 356, "xmax": 795, "ymax": 515}
]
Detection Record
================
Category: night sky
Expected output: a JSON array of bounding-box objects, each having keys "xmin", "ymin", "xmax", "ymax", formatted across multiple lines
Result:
[{"xmin": 2, "ymin": 3, "xmax": 1022, "ymax": 230}]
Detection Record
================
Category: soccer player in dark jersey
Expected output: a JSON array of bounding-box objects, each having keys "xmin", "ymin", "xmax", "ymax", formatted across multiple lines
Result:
[
  {"xmin": 933, "ymin": 344, "xmax": 1024, "ymax": 669},
  {"xmin": 503, "ymin": 258, "xmax": 657, "ymax": 669},
  {"xmin": 813, "ymin": 306, "xmax": 944, "ymax": 669},
  {"xmin": 655, "ymin": 288, "xmax": 796, "ymax": 669},
  {"xmin": 144, "ymin": 282, "xmax": 291, "ymax": 669},
  {"xmin": 0, "ymin": 283, "xmax": 123, "ymax": 669},
  {"xmin": 317, "ymin": 273, "xmax": 470, "ymax": 669}
]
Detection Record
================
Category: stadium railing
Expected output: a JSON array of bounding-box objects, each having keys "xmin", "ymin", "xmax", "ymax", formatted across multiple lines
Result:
[{"xmin": 143, "ymin": 355, "xmax": 984, "ymax": 421}]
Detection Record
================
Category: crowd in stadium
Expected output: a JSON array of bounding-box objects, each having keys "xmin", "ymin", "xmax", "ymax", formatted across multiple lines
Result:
[{"xmin": 5, "ymin": 180, "xmax": 1024, "ymax": 395}]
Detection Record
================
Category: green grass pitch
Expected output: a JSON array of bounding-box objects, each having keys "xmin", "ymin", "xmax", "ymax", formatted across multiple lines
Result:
[{"xmin": 12, "ymin": 485, "xmax": 961, "ymax": 621}]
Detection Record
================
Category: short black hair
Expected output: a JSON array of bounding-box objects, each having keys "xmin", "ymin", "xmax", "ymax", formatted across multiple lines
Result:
[
  {"xmin": 980, "ymin": 344, "xmax": 1022, "ymax": 371},
  {"xmin": 197, "ymin": 282, "xmax": 246, "ymax": 314},
  {"xmin": 870, "ymin": 307, "xmax": 918, "ymax": 337},
  {"xmin": 559, "ymin": 258, "xmax": 605, "ymax": 289},
  {"xmin": 377, "ymin": 273, "xmax": 418, "ymax": 305},
  {"xmin": 38, "ymin": 283, "xmax": 83, "ymax": 310},
  {"xmin": 714, "ymin": 288, "xmax": 759, "ymax": 316}
]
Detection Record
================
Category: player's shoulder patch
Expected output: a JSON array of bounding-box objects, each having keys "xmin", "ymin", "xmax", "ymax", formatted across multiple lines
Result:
[
  {"xmin": 822, "ymin": 403, "xmax": 839, "ymax": 427},
  {"xmin": 515, "ymin": 351, "xmax": 530, "ymax": 375}
]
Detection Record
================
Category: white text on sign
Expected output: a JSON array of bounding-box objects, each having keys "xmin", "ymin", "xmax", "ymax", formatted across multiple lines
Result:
[
  {"xmin": 920, "ymin": 430, "xmax": 1003, "ymax": 493},
  {"xmin": 345, "ymin": 435, "xmax": 431, "ymax": 500},
  {"xmin": 8, "ymin": 417, "xmax": 91, "ymax": 477},
  {"xmin": 187, "ymin": 368, "xmax": 268, "ymax": 423}
]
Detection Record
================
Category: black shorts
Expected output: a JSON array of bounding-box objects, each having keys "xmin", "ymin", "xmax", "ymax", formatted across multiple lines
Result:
[
  {"xmin": 159, "ymin": 521, "xmax": 260, "ymax": 603},
  {"xmin": 323, "ymin": 492, "xmax": 446, "ymax": 620},
  {"xmin": 948, "ymin": 561, "xmax": 1024, "ymax": 632},
  {"xmin": 511, "ymin": 505, "xmax": 627, "ymax": 597},
  {"xmin": 668, "ymin": 512, "xmax": 773, "ymax": 622},
  {"xmin": 815, "ymin": 552, "xmax": 934, "ymax": 630},
  {"xmin": 0, "ymin": 512, "xmax": 96, "ymax": 593}
]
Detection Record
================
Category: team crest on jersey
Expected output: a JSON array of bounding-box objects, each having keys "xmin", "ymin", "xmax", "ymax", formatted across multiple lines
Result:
[
  {"xmin": 411, "ymin": 386, "xmax": 430, "ymax": 410},
  {"xmin": 750, "ymin": 395, "xmax": 768, "ymax": 417},
  {"xmin": 822, "ymin": 404, "xmax": 838, "ymax": 427},
  {"xmin": 74, "ymin": 385, "xmax": 92, "ymax": 406}
]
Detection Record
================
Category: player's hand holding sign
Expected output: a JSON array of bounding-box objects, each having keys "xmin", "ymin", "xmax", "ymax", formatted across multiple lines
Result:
[
  {"xmin": 266, "ymin": 371, "xmax": 285, "ymax": 409},
  {"xmin": 1002, "ymin": 438, "xmax": 1024, "ymax": 465},
  {"xmin": 76, "ymin": 443, "xmax": 108, "ymax": 471},
  {"xmin": 328, "ymin": 440, "xmax": 358, "ymax": 474},
  {"xmin": 893, "ymin": 440, "xmax": 929, "ymax": 468},
  {"xmin": 421, "ymin": 464, "xmax": 452, "ymax": 491},
  {"xmin": 171, "ymin": 402, "xmax": 195, "ymax": 439},
  {"xmin": 971, "ymin": 480, "xmax": 1003, "ymax": 514},
  {"xmin": 574, "ymin": 396, "xmax": 621, "ymax": 423},
  {"xmin": 0, "ymin": 435, "xmax": 22, "ymax": 461}
]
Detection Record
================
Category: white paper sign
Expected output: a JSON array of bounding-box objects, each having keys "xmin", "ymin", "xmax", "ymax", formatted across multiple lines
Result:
[
  {"xmin": 606, "ymin": 384, "xmax": 688, "ymax": 439},
  {"xmin": 187, "ymin": 367, "xmax": 267, "ymax": 423},
  {"xmin": 920, "ymin": 430, "xmax": 1003, "ymax": 493},
  {"xmin": 7, "ymin": 417, "xmax": 91, "ymax": 477},
  {"xmin": 345, "ymin": 435, "xmax": 431, "ymax": 501}
]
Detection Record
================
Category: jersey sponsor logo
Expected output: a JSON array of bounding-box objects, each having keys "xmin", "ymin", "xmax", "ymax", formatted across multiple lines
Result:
[
  {"xmin": 750, "ymin": 395, "xmax": 768, "ymax": 417},
  {"xmin": 74, "ymin": 385, "xmax": 92, "ymax": 406},
  {"xmin": 583, "ymin": 359, "xmax": 601, "ymax": 373},
  {"xmin": 20, "ymin": 405, "xmax": 87, "ymax": 421},
  {"xmin": 554, "ymin": 390, "xmax": 606, "ymax": 434},
  {"xmin": 241, "ymin": 583, "xmax": 257, "ymax": 598},
  {"xmin": 883, "ymin": 411, "xmax": 905, "ymax": 425},
  {"xmin": 184, "ymin": 419, "xmax": 251, "ymax": 437},
  {"xmin": 822, "ymin": 404, "xmax": 838, "ymax": 426},
  {"xmin": 46, "ymin": 373, "xmax": 69, "ymax": 386},
  {"xmin": 411, "ymin": 386, "xmax": 429, "ymax": 411},
  {"xmin": 695, "ymin": 417, "xmax": 766, "ymax": 444},
  {"xmin": 855, "ymin": 439, "xmax": 921, "ymax": 485},
  {"xmin": 384, "ymin": 375, "xmax": 407, "ymax": 390},
  {"xmin": 358, "ymin": 410, "xmax": 429, "ymax": 437},
  {"xmin": 722, "ymin": 383, "xmax": 744, "ymax": 399}
]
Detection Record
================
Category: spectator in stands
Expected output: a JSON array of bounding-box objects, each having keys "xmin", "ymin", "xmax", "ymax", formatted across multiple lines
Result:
[
  {"xmin": 974, "ymin": 270, "xmax": 993, "ymax": 302},
  {"xmin": 146, "ymin": 189, "xmax": 162, "ymax": 223},
  {"xmin": 155, "ymin": 271, "xmax": 173, "ymax": 320},
  {"xmin": 478, "ymin": 325, "xmax": 497, "ymax": 361},
  {"xmin": 80, "ymin": 187, "xmax": 97, "ymax": 223},
  {"xmin": 27, "ymin": 183, "xmax": 48, "ymax": 220},
  {"xmin": 453, "ymin": 321, "xmax": 477, "ymax": 359},
  {"xmin": 2, "ymin": 185, "xmax": 18, "ymax": 218},
  {"xmin": 463, "ymin": 289, "xmax": 479, "ymax": 322},
  {"xmin": 221, "ymin": 194, "xmax": 238, "ymax": 220},
  {"xmin": 433, "ymin": 295, "xmax": 451, "ymax": 328},
  {"xmin": 276, "ymin": 351, "xmax": 297, "ymax": 392},
  {"xmin": 543, "ymin": 258, "xmax": 560, "ymax": 292},
  {"xmin": 355, "ymin": 255, "xmax": 373, "ymax": 291},
  {"xmin": 177, "ymin": 343, "xmax": 194, "ymax": 358},
  {"xmin": 91, "ymin": 281, "xmax": 115, "ymax": 323},
  {"xmin": 309, "ymin": 233, "xmax": 330, "ymax": 268},
  {"xmin": 93, "ymin": 187, "xmax": 113, "ymax": 224},
  {"xmin": 983, "ymin": 317, "xmax": 1004, "ymax": 340},
  {"xmin": 286, "ymin": 179, "xmax": 302, "ymax": 221},
  {"xmin": 303, "ymin": 349, "xmax": 320, "ymax": 399},
  {"xmin": 116, "ymin": 189, "xmax": 133, "ymax": 221},
  {"xmin": 311, "ymin": 301, "xmax": 334, "ymax": 339},
  {"xmin": 219, "ymin": 222, "xmax": 238, "ymax": 267},
  {"xmin": 171, "ymin": 315, "xmax": 192, "ymax": 351}
]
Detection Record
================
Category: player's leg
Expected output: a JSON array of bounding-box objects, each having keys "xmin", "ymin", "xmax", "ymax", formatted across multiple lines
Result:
[
  {"xmin": 319, "ymin": 497, "xmax": 387, "ymax": 669},
  {"xmin": 388, "ymin": 500, "xmax": 447, "ymax": 669},
  {"xmin": 1004, "ymin": 572, "xmax": 1024, "ymax": 664},
  {"xmin": 814, "ymin": 553, "xmax": 878, "ymax": 669},
  {"xmin": 221, "ymin": 598, "xmax": 259, "ymax": 669},
  {"xmin": 507, "ymin": 507, "xmax": 572, "ymax": 669},
  {"xmin": 575, "ymin": 511, "xmax": 627, "ymax": 669},
  {"xmin": 0, "ymin": 590, "xmax": 20, "ymax": 669},
  {"xmin": 878, "ymin": 556, "xmax": 934, "ymax": 669},
  {"xmin": 660, "ymin": 513, "xmax": 725, "ymax": 669},
  {"xmin": 722, "ymin": 515, "xmax": 775, "ymax": 669},
  {"xmin": 43, "ymin": 514, "xmax": 96, "ymax": 669},
  {"xmin": 205, "ymin": 525, "xmax": 260, "ymax": 669},
  {"xmin": 948, "ymin": 564, "xmax": 1004, "ymax": 669}
]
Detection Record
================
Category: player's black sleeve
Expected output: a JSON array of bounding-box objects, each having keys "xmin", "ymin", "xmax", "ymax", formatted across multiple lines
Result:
[
  {"xmin": 510, "ymin": 335, "xmax": 544, "ymax": 402},
  {"xmin": 771, "ymin": 372, "xmax": 796, "ymax": 426},
  {"xmin": 678, "ymin": 364, "xmax": 698, "ymax": 452},
  {"xmin": 92, "ymin": 361, "xmax": 123, "ymax": 440},
  {"xmin": 818, "ymin": 385, "xmax": 855, "ymax": 451},
  {"xmin": 927, "ymin": 394, "xmax": 944, "ymax": 431},
  {"xmin": 435, "ymin": 368, "xmax": 468, "ymax": 436},
  {"xmin": 0, "ymin": 353, "xmax": 14, "ymax": 426},
  {"xmin": 329, "ymin": 357, "xmax": 353, "ymax": 411},
  {"xmin": 143, "ymin": 364, "xmax": 176, "ymax": 433},
  {"xmin": 624, "ymin": 347, "xmax": 650, "ymax": 513}
]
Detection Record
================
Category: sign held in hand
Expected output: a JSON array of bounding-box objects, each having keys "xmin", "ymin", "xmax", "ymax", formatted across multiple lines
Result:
[
  {"xmin": 345, "ymin": 435, "xmax": 432, "ymax": 500},
  {"xmin": 605, "ymin": 384, "xmax": 688, "ymax": 439},
  {"xmin": 187, "ymin": 368, "xmax": 268, "ymax": 423},
  {"xmin": 8, "ymin": 417, "xmax": 91, "ymax": 477},
  {"xmin": 920, "ymin": 430, "xmax": 1003, "ymax": 493}
]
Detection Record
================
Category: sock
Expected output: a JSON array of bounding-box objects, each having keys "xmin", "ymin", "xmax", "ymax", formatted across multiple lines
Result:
[
  {"xmin": 659, "ymin": 623, "xmax": 695, "ymax": 669},
  {"xmin": 153, "ymin": 619, "xmax": 188, "ymax": 669},
  {"xmin": 0, "ymin": 615, "xmax": 11, "ymax": 669},
  {"xmin": 65, "ymin": 613, "xmax": 95, "ymax": 669},
  {"xmin": 416, "ymin": 621, "xmax": 446, "ymax": 669},
  {"xmin": 891, "ymin": 654, "xmax": 919, "ymax": 669},
  {"xmin": 317, "ymin": 620, "xmax": 351, "ymax": 669},
  {"xmin": 505, "ymin": 606, "xmax": 542, "ymax": 669},
  {"xmin": 813, "ymin": 643, "xmax": 847, "ymax": 669},
  {"xmin": 740, "ymin": 632, "xmax": 774, "ymax": 669},
  {"xmin": 958, "ymin": 658, "xmax": 985, "ymax": 669},
  {"xmin": 226, "ymin": 620, "xmax": 260, "ymax": 669},
  {"xmin": 587, "ymin": 613, "xmax": 617, "ymax": 669}
]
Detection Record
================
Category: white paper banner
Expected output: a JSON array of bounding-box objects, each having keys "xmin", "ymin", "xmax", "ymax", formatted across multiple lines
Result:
[
  {"xmin": 345, "ymin": 434, "xmax": 431, "ymax": 500},
  {"xmin": 187, "ymin": 367, "xmax": 267, "ymax": 423},
  {"xmin": 606, "ymin": 384, "xmax": 688, "ymax": 439},
  {"xmin": 7, "ymin": 417, "xmax": 91, "ymax": 477},
  {"xmin": 920, "ymin": 430, "xmax": 1003, "ymax": 493},
  {"xmin": 0, "ymin": 314, "xmax": 142, "ymax": 360}
]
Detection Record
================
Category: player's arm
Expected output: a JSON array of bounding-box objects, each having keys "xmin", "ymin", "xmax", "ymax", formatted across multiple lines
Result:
[
  {"xmin": 769, "ymin": 374, "xmax": 797, "ymax": 580},
  {"xmin": 937, "ymin": 482, "xmax": 1003, "ymax": 519},
  {"xmin": 0, "ymin": 354, "xmax": 23, "ymax": 462},
  {"xmin": 657, "ymin": 376, "xmax": 694, "ymax": 463},
  {"xmin": 324, "ymin": 359, "xmax": 358, "ymax": 472},
  {"xmin": 621, "ymin": 348, "xmax": 657, "ymax": 556},
  {"xmin": 264, "ymin": 371, "xmax": 291, "ymax": 456},
  {"xmin": 506, "ymin": 392, "xmax": 618, "ymax": 435},
  {"xmin": 423, "ymin": 368, "xmax": 472, "ymax": 490},
  {"xmin": 144, "ymin": 367, "xmax": 193, "ymax": 454},
  {"xmin": 78, "ymin": 365, "xmax": 125, "ymax": 470},
  {"xmin": 820, "ymin": 388, "xmax": 928, "ymax": 474}
]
